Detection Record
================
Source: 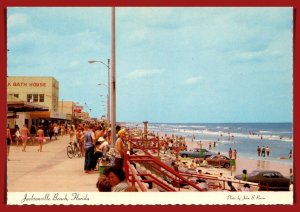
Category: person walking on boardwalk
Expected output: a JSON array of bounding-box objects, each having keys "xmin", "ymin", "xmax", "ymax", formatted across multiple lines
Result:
[
  {"xmin": 29, "ymin": 124, "xmax": 37, "ymax": 145},
  {"xmin": 69, "ymin": 126, "xmax": 76, "ymax": 143},
  {"xmin": 83, "ymin": 124, "xmax": 95, "ymax": 173},
  {"xmin": 49, "ymin": 124, "xmax": 54, "ymax": 140},
  {"xmin": 54, "ymin": 123, "xmax": 59, "ymax": 140},
  {"xmin": 37, "ymin": 126, "xmax": 45, "ymax": 152},
  {"xmin": 7, "ymin": 125, "xmax": 12, "ymax": 161},
  {"xmin": 21, "ymin": 124, "xmax": 29, "ymax": 152},
  {"xmin": 14, "ymin": 125, "xmax": 20, "ymax": 146},
  {"xmin": 257, "ymin": 146, "xmax": 261, "ymax": 157},
  {"xmin": 60, "ymin": 124, "xmax": 65, "ymax": 137},
  {"xmin": 76, "ymin": 126, "xmax": 84, "ymax": 157}
]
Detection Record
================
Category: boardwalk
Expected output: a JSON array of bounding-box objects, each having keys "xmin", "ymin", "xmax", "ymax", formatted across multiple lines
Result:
[{"xmin": 7, "ymin": 135, "xmax": 99, "ymax": 192}]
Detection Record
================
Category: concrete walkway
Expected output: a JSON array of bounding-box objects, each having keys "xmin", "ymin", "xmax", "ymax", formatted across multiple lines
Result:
[{"xmin": 7, "ymin": 135, "xmax": 99, "ymax": 192}]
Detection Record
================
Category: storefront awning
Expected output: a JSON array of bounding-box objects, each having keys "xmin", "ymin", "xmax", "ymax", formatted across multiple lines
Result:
[
  {"xmin": 30, "ymin": 111, "xmax": 71, "ymax": 120},
  {"xmin": 7, "ymin": 100, "xmax": 49, "ymax": 112}
]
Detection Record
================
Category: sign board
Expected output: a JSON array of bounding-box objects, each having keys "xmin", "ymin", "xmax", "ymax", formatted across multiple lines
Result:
[
  {"xmin": 74, "ymin": 106, "xmax": 83, "ymax": 113},
  {"xmin": 50, "ymin": 111, "xmax": 67, "ymax": 119}
]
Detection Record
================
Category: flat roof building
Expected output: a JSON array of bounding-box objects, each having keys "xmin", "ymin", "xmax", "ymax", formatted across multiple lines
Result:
[{"xmin": 7, "ymin": 76, "xmax": 59, "ymax": 112}]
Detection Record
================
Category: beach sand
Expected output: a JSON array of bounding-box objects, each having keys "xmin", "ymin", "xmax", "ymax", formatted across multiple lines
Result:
[
  {"xmin": 186, "ymin": 139, "xmax": 293, "ymax": 177},
  {"xmin": 141, "ymin": 130, "xmax": 293, "ymax": 177}
]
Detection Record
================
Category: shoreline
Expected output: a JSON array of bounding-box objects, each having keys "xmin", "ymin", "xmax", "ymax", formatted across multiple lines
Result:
[
  {"xmin": 148, "ymin": 129, "xmax": 293, "ymax": 178},
  {"xmin": 185, "ymin": 138, "xmax": 293, "ymax": 177}
]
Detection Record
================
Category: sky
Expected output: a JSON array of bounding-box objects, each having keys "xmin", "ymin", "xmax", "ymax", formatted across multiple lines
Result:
[{"xmin": 7, "ymin": 7, "xmax": 293, "ymax": 123}]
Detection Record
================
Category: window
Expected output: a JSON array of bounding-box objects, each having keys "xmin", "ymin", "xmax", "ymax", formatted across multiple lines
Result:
[
  {"xmin": 39, "ymin": 94, "xmax": 44, "ymax": 102},
  {"xmin": 33, "ymin": 94, "xmax": 39, "ymax": 102},
  {"xmin": 263, "ymin": 173, "xmax": 272, "ymax": 178},
  {"xmin": 27, "ymin": 94, "xmax": 33, "ymax": 102},
  {"xmin": 13, "ymin": 94, "xmax": 19, "ymax": 98}
]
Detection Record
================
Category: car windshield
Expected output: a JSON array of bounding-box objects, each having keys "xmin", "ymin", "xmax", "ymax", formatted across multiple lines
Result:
[
  {"xmin": 274, "ymin": 172, "xmax": 283, "ymax": 177},
  {"xmin": 248, "ymin": 171, "xmax": 260, "ymax": 177}
]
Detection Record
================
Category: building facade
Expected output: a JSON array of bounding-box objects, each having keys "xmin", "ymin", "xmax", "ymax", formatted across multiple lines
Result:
[
  {"xmin": 7, "ymin": 76, "xmax": 59, "ymax": 112},
  {"xmin": 7, "ymin": 76, "xmax": 65, "ymax": 129}
]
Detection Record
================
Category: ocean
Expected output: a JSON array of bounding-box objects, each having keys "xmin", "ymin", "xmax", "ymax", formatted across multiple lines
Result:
[{"xmin": 127, "ymin": 122, "xmax": 293, "ymax": 165}]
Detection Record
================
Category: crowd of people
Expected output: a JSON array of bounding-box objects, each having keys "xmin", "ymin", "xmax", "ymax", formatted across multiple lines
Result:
[
  {"xmin": 256, "ymin": 145, "xmax": 271, "ymax": 157},
  {"xmin": 6, "ymin": 121, "xmax": 293, "ymax": 193}
]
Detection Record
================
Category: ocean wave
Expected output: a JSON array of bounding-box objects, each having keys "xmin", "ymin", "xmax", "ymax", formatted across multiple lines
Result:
[
  {"xmin": 259, "ymin": 130, "xmax": 272, "ymax": 133},
  {"xmin": 145, "ymin": 123, "xmax": 293, "ymax": 142}
]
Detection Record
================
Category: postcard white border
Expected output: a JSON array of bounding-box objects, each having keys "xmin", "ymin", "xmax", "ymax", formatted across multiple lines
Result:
[{"xmin": 7, "ymin": 191, "xmax": 293, "ymax": 205}]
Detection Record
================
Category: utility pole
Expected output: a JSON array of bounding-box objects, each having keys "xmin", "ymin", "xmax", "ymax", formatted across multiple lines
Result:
[{"xmin": 111, "ymin": 7, "xmax": 116, "ymax": 147}]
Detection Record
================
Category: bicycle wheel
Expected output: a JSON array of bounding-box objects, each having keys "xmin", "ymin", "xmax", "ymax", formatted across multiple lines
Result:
[
  {"xmin": 67, "ymin": 145, "xmax": 74, "ymax": 159},
  {"xmin": 75, "ymin": 147, "xmax": 82, "ymax": 158}
]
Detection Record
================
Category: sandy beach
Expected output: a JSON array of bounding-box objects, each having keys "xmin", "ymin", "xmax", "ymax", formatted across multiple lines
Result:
[
  {"xmin": 149, "ymin": 129, "xmax": 293, "ymax": 178},
  {"xmin": 185, "ymin": 138, "xmax": 293, "ymax": 177}
]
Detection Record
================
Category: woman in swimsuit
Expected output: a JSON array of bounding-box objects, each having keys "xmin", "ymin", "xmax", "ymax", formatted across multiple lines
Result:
[
  {"xmin": 37, "ymin": 126, "xmax": 45, "ymax": 152},
  {"xmin": 21, "ymin": 124, "xmax": 29, "ymax": 152}
]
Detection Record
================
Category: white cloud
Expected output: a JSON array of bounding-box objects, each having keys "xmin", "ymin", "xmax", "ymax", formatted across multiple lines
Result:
[
  {"xmin": 126, "ymin": 69, "xmax": 164, "ymax": 79},
  {"xmin": 183, "ymin": 76, "xmax": 203, "ymax": 85},
  {"xmin": 7, "ymin": 13, "xmax": 29, "ymax": 28},
  {"xmin": 69, "ymin": 60, "xmax": 79, "ymax": 68}
]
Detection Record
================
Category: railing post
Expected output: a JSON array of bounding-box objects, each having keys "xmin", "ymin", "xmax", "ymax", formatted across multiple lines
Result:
[{"xmin": 124, "ymin": 148, "xmax": 129, "ymax": 182}]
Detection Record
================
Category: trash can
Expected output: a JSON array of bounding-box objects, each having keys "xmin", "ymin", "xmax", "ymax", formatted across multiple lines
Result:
[{"xmin": 98, "ymin": 158, "xmax": 111, "ymax": 176}]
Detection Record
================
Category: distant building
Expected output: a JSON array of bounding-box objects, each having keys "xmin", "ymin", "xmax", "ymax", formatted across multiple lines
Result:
[{"xmin": 58, "ymin": 100, "xmax": 76, "ymax": 116}]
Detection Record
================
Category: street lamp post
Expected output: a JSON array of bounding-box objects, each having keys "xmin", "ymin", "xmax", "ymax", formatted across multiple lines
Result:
[
  {"xmin": 111, "ymin": 7, "xmax": 116, "ymax": 147},
  {"xmin": 97, "ymin": 83, "xmax": 109, "ymax": 122},
  {"xmin": 88, "ymin": 7, "xmax": 116, "ymax": 147},
  {"xmin": 88, "ymin": 59, "xmax": 110, "ymax": 126}
]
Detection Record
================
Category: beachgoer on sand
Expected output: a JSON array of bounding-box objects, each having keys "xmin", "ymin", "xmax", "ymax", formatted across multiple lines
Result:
[
  {"xmin": 228, "ymin": 148, "xmax": 233, "ymax": 159},
  {"xmin": 261, "ymin": 146, "xmax": 266, "ymax": 157},
  {"xmin": 257, "ymin": 146, "xmax": 261, "ymax": 157},
  {"xmin": 289, "ymin": 149, "xmax": 292, "ymax": 158},
  {"xmin": 266, "ymin": 146, "xmax": 270, "ymax": 157},
  {"xmin": 233, "ymin": 149, "xmax": 237, "ymax": 160}
]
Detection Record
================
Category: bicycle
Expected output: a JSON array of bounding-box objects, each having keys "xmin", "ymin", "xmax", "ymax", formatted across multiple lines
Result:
[{"xmin": 67, "ymin": 141, "xmax": 82, "ymax": 159}]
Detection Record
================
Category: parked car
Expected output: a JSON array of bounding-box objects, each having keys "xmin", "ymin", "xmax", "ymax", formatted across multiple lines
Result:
[
  {"xmin": 198, "ymin": 155, "xmax": 231, "ymax": 168},
  {"xmin": 179, "ymin": 148, "xmax": 214, "ymax": 158},
  {"xmin": 235, "ymin": 170, "xmax": 290, "ymax": 191}
]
